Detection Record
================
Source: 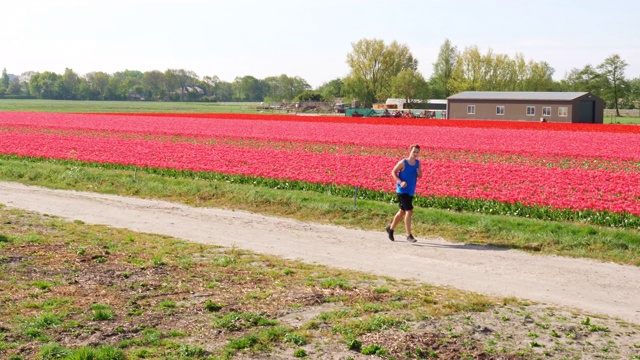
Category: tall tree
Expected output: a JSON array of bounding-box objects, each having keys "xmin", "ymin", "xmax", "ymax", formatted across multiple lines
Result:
[
  {"xmin": 112, "ymin": 70, "xmax": 144, "ymax": 100},
  {"xmin": 523, "ymin": 61, "xmax": 555, "ymax": 91},
  {"xmin": 626, "ymin": 77, "xmax": 640, "ymax": 109},
  {"xmin": 449, "ymin": 45, "xmax": 484, "ymax": 93},
  {"xmin": 163, "ymin": 69, "xmax": 194, "ymax": 101},
  {"xmin": 203, "ymin": 75, "xmax": 233, "ymax": 102},
  {"xmin": 60, "ymin": 68, "xmax": 81, "ymax": 100},
  {"xmin": 391, "ymin": 69, "xmax": 429, "ymax": 106},
  {"xmin": 163, "ymin": 69, "xmax": 182, "ymax": 100},
  {"xmin": 85, "ymin": 72, "xmax": 111, "ymax": 100},
  {"xmin": 511, "ymin": 53, "xmax": 529, "ymax": 91},
  {"xmin": 142, "ymin": 70, "xmax": 165, "ymax": 100},
  {"xmin": 316, "ymin": 78, "xmax": 344, "ymax": 101},
  {"xmin": 344, "ymin": 38, "xmax": 418, "ymax": 106},
  {"xmin": 76, "ymin": 78, "xmax": 93, "ymax": 100},
  {"xmin": 232, "ymin": 75, "xmax": 266, "ymax": 102},
  {"xmin": 6, "ymin": 78, "xmax": 22, "ymax": 95},
  {"xmin": 176, "ymin": 69, "xmax": 199, "ymax": 101},
  {"xmin": 19, "ymin": 71, "xmax": 36, "ymax": 93},
  {"xmin": 491, "ymin": 53, "xmax": 517, "ymax": 91},
  {"xmin": 264, "ymin": 74, "xmax": 310, "ymax": 102},
  {"xmin": 29, "ymin": 71, "xmax": 62, "ymax": 99},
  {"xmin": 430, "ymin": 39, "xmax": 458, "ymax": 98},
  {"xmin": 598, "ymin": 54, "xmax": 628, "ymax": 116},
  {"xmin": 215, "ymin": 81, "xmax": 234, "ymax": 102},
  {"xmin": 563, "ymin": 65, "xmax": 602, "ymax": 94},
  {"xmin": 105, "ymin": 76, "xmax": 127, "ymax": 100},
  {"xmin": 448, "ymin": 47, "xmax": 556, "ymax": 93},
  {"xmin": 1, "ymin": 68, "xmax": 9, "ymax": 89}
]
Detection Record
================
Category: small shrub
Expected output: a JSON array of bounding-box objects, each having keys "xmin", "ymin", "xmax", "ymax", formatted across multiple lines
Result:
[
  {"xmin": 176, "ymin": 343, "xmax": 205, "ymax": 357},
  {"xmin": 132, "ymin": 348, "xmax": 153, "ymax": 358},
  {"xmin": 89, "ymin": 304, "xmax": 115, "ymax": 321},
  {"xmin": 31, "ymin": 281, "xmax": 52, "ymax": 291},
  {"xmin": 227, "ymin": 334, "xmax": 258, "ymax": 350},
  {"xmin": 346, "ymin": 338, "xmax": 361, "ymax": 351},
  {"xmin": 159, "ymin": 300, "xmax": 176, "ymax": 309},
  {"xmin": 27, "ymin": 234, "xmax": 40, "ymax": 244},
  {"xmin": 374, "ymin": 286, "xmax": 390, "ymax": 293},
  {"xmin": 293, "ymin": 348, "xmax": 307, "ymax": 357},
  {"xmin": 204, "ymin": 300, "xmax": 223, "ymax": 312},
  {"xmin": 284, "ymin": 332, "xmax": 307, "ymax": 346},
  {"xmin": 319, "ymin": 277, "xmax": 351, "ymax": 290},
  {"xmin": 141, "ymin": 329, "xmax": 163, "ymax": 346},
  {"xmin": 588, "ymin": 324, "xmax": 609, "ymax": 332},
  {"xmin": 213, "ymin": 256, "xmax": 235, "ymax": 267},
  {"xmin": 213, "ymin": 312, "xmax": 277, "ymax": 331},
  {"xmin": 39, "ymin": 342, "xmax": 71, "ymax": 359},
  {"xmin": 361, "ymin": 344, "xmax": 387, "ymax": 356},
  {"xmin": 69, "ymin": 345, "xmax": 125, "ymax": 360},
  {"xmin": 152, "ymin": 256, "xmax": 166, "ymax": 266},
  {"xmin": 22, "ymin": 311, "xmax": 64, "ymax": 338}
]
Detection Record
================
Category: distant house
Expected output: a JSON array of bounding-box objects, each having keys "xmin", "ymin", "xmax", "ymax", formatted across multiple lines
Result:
[
  {"xmin": 175, "ymin": 85, "xmax": 205, "ymax": 95},
  {"xmin": 447, "ymin": 91, "xmax": 604, "ymax": 123}
]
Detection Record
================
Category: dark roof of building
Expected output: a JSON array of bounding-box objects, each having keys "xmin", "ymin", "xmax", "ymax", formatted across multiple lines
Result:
[{"xmin": 447, "ymin": 91, "xmax": 592, "ymax": 101}]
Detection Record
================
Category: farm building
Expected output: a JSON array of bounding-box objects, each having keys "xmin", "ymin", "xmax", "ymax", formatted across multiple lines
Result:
[{"xmin": 447, "ymin": 91, "xmax": 604, "ymax": 123}]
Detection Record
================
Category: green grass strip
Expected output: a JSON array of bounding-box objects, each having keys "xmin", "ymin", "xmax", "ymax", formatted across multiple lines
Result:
[
  {"xmin": 1, "ymin": 154, "xmax": 639, "ymax": 265},
  {"xmin": 3, "ymin": 154, "xmax": 639, "ymax": 230}
]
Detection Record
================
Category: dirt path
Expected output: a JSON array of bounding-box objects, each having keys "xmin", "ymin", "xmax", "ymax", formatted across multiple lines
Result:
[{"xmin": 1, "ymin": 181, "xmax": 639, "ymax": 325}]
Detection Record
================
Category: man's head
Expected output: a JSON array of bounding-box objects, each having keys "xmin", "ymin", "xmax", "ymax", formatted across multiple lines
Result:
[{"xmin": 409, "ymin": 144, "xmax": 420, "ymax": 158}]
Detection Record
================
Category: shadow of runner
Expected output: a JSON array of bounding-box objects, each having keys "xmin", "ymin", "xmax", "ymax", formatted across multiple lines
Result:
[{"xmin": 409, "ymin": 241, "xmax": 510, "ymax": 252}]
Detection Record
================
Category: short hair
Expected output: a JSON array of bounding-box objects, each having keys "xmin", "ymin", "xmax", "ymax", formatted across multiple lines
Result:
[{"xmin": 410, "ymin": 144, "xmax": 420, "ymax": 151}]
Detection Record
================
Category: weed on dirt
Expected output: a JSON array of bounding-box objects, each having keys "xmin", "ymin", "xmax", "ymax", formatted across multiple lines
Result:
[{"xmin": 1, "ymin": 206, "xmax": 639, "ymax": 359}]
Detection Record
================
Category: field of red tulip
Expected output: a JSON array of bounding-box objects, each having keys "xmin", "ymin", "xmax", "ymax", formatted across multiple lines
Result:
[{"xmin": 2, "ymin": 111, "xmax": 640, "ymax": 228}]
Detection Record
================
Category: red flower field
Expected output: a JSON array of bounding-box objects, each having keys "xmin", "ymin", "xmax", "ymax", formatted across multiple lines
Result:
[{"xmin": 2, "ymin": 112, "xmax": 640, "ymax": 217}]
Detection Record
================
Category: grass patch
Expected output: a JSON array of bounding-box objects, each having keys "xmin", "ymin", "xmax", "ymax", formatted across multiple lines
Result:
[
  {"xmin": 0, "ymin": 206, "xmax": 638, "ymax": 359},
  {"xmin": 0, "ymin": 99, "xmax": 265, "ymax": 114}
]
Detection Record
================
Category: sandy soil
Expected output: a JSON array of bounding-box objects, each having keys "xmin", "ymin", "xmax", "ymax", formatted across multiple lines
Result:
[{"xmin": 1, "ymin": 181, "xmax": 639, "ymax": 326}]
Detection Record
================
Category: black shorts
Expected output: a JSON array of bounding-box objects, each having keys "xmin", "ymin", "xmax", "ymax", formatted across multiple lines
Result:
[{"xmin": 396, "ymin": 193, "xmax": 414, "ymax": 211}]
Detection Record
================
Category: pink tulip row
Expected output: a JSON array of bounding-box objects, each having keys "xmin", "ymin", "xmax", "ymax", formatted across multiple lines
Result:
[
  {"xmin": 2, "ymin": 121, "xmax": 640, "ymax": 215},
  {"xmin": 3, "ymin": 112, "xmax": 640, "ymax": 161},
  {"xmin": 4, "ymin": 126, "xmax": 640, "ymax": 171}
]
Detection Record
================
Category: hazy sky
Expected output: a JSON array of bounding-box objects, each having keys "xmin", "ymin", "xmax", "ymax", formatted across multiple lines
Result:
[{"xmin": 3, "ymin": 0, "xmax": 639, "ymax": 88}]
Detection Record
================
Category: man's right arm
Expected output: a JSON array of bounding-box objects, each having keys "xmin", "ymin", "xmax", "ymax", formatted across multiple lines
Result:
[{"xmin": 391, "ymin": 160, "xmax": 404, "ymax": 184}]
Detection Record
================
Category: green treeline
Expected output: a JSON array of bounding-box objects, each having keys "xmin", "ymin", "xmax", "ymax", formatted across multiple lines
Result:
[
  {"xmin": 2, "ymin": 38, "xmax": 639, "ymax": 112},
  {"xmin": 0, "ymin": 69, "xmax": 313, "ymax": 104}
]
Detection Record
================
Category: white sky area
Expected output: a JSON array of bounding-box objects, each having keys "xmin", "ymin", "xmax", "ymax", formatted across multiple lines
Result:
[{"xmin": 2, "ymin": 0, "xmax": 639, "ymax": 89}]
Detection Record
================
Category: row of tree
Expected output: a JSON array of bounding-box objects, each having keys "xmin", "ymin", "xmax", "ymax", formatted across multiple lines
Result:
[
  {"xmin": 0, "ymin": 68, "xmax": 313, "ymax": 104},
  {"xmin": 2, "ymin": 38, "xmax": 639, "ymax": 114}
]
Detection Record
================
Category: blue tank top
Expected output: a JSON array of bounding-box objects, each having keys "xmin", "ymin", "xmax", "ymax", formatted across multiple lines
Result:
[{"xmin": 396, "ymin": 159, "xmax": 420, "ymax": 196}]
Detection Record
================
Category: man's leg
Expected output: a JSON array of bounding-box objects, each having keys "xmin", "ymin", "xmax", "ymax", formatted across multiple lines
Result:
[
  {"xmin": 391, "ymin": 209, "xmax": 405, "ymax": 230},
  {"xmin": 404, "ymin": 210, "xmax": 413, "ymax": 236}
]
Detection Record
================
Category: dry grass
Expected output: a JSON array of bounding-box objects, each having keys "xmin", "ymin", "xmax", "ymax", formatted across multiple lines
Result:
[{"xmin": 1, "ymin": 206, "xmax": 639, "ymax": 359}]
